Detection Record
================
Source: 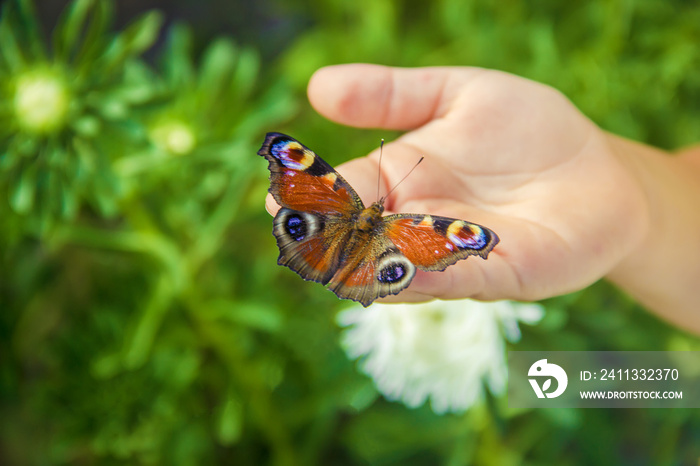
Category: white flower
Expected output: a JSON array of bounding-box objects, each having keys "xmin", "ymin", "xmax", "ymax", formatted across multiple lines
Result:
[{"xmin": 337, "ymin": 299, "xmax": 544, "ymax": 414}]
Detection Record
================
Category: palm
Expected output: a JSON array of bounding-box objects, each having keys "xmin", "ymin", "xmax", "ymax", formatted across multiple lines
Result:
[{"xmin": 306, "ymin": 65, "xmax": 647, "ymax": 304}]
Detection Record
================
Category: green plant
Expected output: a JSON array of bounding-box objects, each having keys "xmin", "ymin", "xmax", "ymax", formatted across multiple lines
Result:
[
  {"xmin": 2, "ymin": 0, "xmax": 700, "ymax": 464},
  {"xmin": 0, "ymin": 0, "xmax": 163, "ymax": 233}
]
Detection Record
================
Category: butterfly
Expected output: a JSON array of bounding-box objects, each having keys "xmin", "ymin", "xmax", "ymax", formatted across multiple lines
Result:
[{"xmin": 258, "ymin": 132, "xmax": 499, "ymax": 307}]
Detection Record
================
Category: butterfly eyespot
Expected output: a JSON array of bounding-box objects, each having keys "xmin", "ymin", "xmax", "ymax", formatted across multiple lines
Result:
[
  {"xmin": 446, "ymin": 221, "xmax": 487, "ymax": 249},
  {"xmin": 273, "ymin": 208, "xmax": 323, "ymax": 244},
  {"xmin": 376, "ymin": 251, "xmax": 415, "ymax": 287},
  {"xmin": 271, "ymin": 140, "xmax": 315, "ymax": 170},
  {"xmin": 378, "ymin": 263, "xmax": 406, "ymax": 283},
  {"xmin": 285, "ymin": 214, "xmax": 307, "ymax": 241}
]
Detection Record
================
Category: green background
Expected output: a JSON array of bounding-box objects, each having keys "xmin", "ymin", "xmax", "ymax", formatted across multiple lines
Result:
[{"xmin": 1, "ymin": 0, "xmax": 700, "ymax": 464}]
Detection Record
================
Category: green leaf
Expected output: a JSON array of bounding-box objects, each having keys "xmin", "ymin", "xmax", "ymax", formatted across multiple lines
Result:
[
  {"xmin": 53, "ymin": 0, "xmax": 95, "ymax": 62},
  {"xmin": 118, "ymin": 60, "xmax": 160, "ymax": 104},
  {"xmin": 71, "ymin": 114, "xmax": 102, "ymax": 137},
  {"xmin": 228, "ymin": 46, "xmax": 260, "ymax": 103},
  {"xmin": 9, "ymin": 161, "xmax": 36, "ymax": 214},
  {"xmin": 15, "ymin": 0, "xmax": 46, "ymax": 62},
  {"xmin": 347, "ymin": 380, "xmax": 380, "ymax": 412},
  {"xmin": 199, "ymin": 39, "xmax": 237, "ymax": 92},
  {"xmin": 100, "ymin": 10, "xmax": 163, "ymax": 74},
  {"xmin": 217, "ymin": 393, "xmax": 243, "ymax": 445},
  {"xmin": 162, "ymin": 24, "xmax": 195, "ymax": 88},
  {"xmin": 59, "ymin": 168, "xmax": 79, "ymax": 218},
  {"xmin": 74, "ymin": 0, "xmax": 113, "ymax": 78},
  {"xmin": 0, "ymin": 2, "xmax": 28, "ymax": 72}
]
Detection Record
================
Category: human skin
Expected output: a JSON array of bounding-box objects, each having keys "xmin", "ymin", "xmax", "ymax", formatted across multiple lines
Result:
[{"xmin": 265, "ymin": 64, "xmax": 700, "ymax": 334}]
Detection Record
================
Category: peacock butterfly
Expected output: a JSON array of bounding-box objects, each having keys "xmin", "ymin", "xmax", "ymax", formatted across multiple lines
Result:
[{"xmin": 258, "ymin": 132, "xmax": 499, "ymax": 306}]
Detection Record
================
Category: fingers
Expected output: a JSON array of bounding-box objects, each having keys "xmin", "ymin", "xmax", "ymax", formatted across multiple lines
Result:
[
  {"xmin": 307, "ymin": 64, "xmax": 483, "ymax": 130},
  {"xmin": 264, "ymin": 194, "xmax": 280, "ymax": 216}
]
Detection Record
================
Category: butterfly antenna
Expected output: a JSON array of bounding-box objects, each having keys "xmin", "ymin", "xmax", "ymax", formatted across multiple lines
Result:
[
  {"xmin": 381, "ymin": 156, "xmax": 424, "ymax": 202},
  {"xmin": 376, "ymin": 139, "xmax": 385, "ymax": 202}
]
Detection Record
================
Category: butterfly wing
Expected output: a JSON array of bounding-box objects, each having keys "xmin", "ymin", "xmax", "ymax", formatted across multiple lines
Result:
[
  {"xmin": 326, "ymin": 233, "xmax": 417, "ymax": 307},
  {"xmin": 383, "ymin": 214, "xmax": 499, "ymax": 271},
  {"xmin": 273, "ymin": 206, "xmax": 417, "ymax": 307},
  {"xmin": 260, "ymin": 133, "xmax": 365, "ymax": 293},
  {"xmin": 325, "ymin": 213, "xmax": 499, "ymax": 306},
  {"xmin": 272, "ymin": 208, "xmax": 350, "ymax": 285},
  {"xmin": 258, "ymin": 132, "xmax": 364, "ymax": 214}
]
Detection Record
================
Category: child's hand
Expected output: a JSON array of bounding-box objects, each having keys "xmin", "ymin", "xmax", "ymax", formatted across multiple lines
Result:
[
  {"xmin": 267, "ymin": 64, "xmax": 700, "ymax": 333},
  {"xmin": 304, "ymin": 64, "xmax": 648, "ymax": 303}
]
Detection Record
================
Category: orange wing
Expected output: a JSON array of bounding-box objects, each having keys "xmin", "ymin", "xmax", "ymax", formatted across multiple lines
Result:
[
  {"xmin": 273, "ymin": 208, "xmax": 418, "ymax": 307},
  {"xmin": 258, "ymin": 133, "xmax": 364, "ymax": 215},
  {"xmin": 272, "ymin": 208, "xmax": 351, "ymax": 285},
  {"xmin": 383, "ymin": 214, "xmax": 499, "ymax": 271},
  {"xmin": 326, "ymin": 234, "xmax": 416, "ymax": 307}
]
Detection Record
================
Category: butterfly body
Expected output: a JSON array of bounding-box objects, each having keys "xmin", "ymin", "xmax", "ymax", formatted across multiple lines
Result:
[{"xmin": 259, "ymin": 132, "xmax": 499, "ymax": 307}]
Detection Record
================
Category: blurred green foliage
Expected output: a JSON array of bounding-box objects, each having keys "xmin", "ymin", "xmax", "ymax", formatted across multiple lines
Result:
[{"xmin": 1, "ymin": 0, "xmax": 700, "ymax": 464}]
